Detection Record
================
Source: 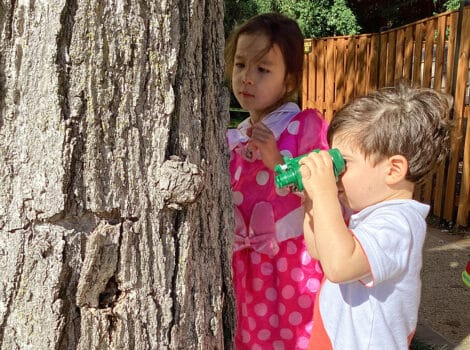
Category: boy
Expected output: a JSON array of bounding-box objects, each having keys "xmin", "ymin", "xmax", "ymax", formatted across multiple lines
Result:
[{"xmin": 300, "ymin": 81, "xmax": 452, "ymax": 349}]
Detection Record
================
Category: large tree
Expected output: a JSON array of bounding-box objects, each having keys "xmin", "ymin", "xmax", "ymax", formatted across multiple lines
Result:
[{"xmin": 0, "ymin": 1, "xmax": 234, "ymax": 349}]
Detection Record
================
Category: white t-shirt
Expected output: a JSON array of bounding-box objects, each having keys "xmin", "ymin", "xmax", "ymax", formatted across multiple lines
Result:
[{"xmin": 318, "ymin": 199, "xmax": 429, "ymax": 349}]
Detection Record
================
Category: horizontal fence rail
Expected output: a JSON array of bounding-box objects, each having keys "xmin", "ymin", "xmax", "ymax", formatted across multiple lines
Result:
[{"xmin": 302, "ymin": 6, "xmax": 470, "ymax": 227}]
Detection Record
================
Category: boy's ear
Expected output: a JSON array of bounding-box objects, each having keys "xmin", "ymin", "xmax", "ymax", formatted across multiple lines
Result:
[{"xmin": 385, "ymin": 155, "xmax": 409, "ymax": 185}]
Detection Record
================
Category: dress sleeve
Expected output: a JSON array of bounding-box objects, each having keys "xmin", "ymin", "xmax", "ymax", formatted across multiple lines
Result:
[{"xmin": 296, "ymin": 109, "xmax": 329, "ymax": 155}]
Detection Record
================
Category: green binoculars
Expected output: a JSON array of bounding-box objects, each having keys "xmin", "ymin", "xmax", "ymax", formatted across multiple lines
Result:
[{"xmin": 274, "ymin": 148, "xmax": 345, "ymax": 191}]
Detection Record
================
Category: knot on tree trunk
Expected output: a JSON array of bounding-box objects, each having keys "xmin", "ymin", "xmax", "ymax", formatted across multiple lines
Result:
[{"xmin": 155, "ymin": 156, "xmax": 204, "ymax": 210}]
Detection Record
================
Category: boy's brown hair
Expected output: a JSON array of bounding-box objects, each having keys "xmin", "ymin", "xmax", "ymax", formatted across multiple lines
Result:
[
  {"xmin": 327, "ymin": 80, "xmax": 453, "ymax": 184},
  {"xmin": 225, "ymin": 13, "xmax": 304, "ymax": 102}
]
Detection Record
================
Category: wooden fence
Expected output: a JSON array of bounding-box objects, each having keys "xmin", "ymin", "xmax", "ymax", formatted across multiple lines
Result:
[{"xmin": 302, "ymin": 6, "xmax": 470, "ymax": 227}]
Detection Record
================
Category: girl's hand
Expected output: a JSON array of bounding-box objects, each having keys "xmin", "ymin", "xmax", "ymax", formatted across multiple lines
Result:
[
  {"xmin": 299, "ymin": 151, "xmax": 338, "ymax": 200},
  {"xmin": 247, "ymin": 122, "xmax": 283, "ymax": 169}
]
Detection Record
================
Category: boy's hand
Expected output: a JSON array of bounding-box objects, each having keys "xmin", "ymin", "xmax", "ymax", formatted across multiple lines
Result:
[
  {"xmin": 247, "ymin": 122, "xmax": 283, "ymax": 169},
  {"xmin": 299, "ymin": 151, "xmax": 338, "ymax": 199}
]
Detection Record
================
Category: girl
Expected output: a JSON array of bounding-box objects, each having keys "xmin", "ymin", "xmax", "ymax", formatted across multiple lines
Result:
[{"xmin": 225, "ymin": 13, "xmax": 328, "ymax": 349}]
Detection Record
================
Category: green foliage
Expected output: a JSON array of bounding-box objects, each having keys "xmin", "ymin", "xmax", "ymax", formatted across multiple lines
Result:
[
  {"xmin": 443, "ymin": 0, "xmax": 461, "ymax": 10},
  {"xmin": 224, "ymin": 0, "xmax": 462, "ymax": 38},
  {"xmin": 224, "ymin": 0, "xmax": 361, "ymax": 38},
  {"xmin": 327, "ymin": 0, "xmax": 362, "ymax": 36}
]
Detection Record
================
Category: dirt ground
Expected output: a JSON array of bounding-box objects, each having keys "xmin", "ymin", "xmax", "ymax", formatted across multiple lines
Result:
[{"xmin": 417, "ymin": 223, "xmax": 470, "ymax": 349}]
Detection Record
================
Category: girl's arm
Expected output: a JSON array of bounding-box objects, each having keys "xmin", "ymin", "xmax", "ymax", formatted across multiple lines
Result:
[{"xmin": 300, "ymin": 151, "xmax": 370, "ymax": 283}]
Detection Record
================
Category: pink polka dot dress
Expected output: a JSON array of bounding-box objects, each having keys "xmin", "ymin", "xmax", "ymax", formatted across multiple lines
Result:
[{"xmin": 227, "ymin": 103, "xmax": 329, "ymax": 350}]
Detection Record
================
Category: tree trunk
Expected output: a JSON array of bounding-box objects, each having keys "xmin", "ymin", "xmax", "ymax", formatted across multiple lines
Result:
[{"xmin": 0, "ymin": 1, "xmax": 234, "ymax": 349}]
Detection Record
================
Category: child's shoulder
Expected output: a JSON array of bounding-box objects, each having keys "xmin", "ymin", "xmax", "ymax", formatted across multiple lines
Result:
[
  {"xmin": 282, "ymin": 108, "xmax": 329, "ymax": 152},
  {"xmin": 291, "ymin": 108, "xmax": 328, "ymax": 135},
  {"xmin": 293, "ymin": 108, "xmax": 325, "ymax": 122},
  {"xmin": 291, "ymin": 109, "xmax": 328, "ymax": 133}
]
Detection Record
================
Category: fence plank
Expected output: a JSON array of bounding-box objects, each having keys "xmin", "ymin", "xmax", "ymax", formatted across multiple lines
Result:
[
  {"xmin": 345, "ymin": 37, "xmax": 356, "ymax": 106},
  {"xmin": 403, "ymin": 26, "xmax": 414, "ymax": 80},
  {"xmin": 456, "ymin": 8, "xmax": 470, "ymax": 226},
  {"xmin": 335, "ymin": 38, "xmax": 346, "ymax": 112},
  {"xmin": 386, "ymin": 30, "xmax": 397, "ymax": 85},
  {"xmin": 369, "ymin": 35, "xmax": 380, "ymax": 91},
  {"xmin": 423, "ymin": 19, "xmax": 436, "ymax": 87},
  {"xmin": 445, "ymin": 12, "xmax": 459, "ymax": 93},
  {"xmin": 395, "ymin": 28, "xmax": 405, "ymax": 80},
  {"xmin": 325, "ymin": 39, "xmax": 335, "ymax": 119},
  {"xmin": 412, "ymin": 22, "xmax": 425, "ymax": 85}
]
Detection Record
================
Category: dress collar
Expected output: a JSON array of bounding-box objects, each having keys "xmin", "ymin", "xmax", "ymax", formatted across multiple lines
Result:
[{"xmin": 227, "ymin": 102, "xmax": 300, "ymax": 150}]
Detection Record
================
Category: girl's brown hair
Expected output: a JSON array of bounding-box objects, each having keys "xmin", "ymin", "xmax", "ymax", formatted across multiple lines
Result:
[{"xmin": 225, "ymin": 13, "xmax": 304, "ymax": 102}]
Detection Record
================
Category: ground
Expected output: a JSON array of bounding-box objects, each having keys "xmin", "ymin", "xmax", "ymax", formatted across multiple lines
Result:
[{"xmin": 415, "ymin": 221, "xmax": 470, "ymax": 349}]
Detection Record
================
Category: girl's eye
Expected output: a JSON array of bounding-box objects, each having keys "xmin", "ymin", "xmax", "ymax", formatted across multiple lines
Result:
[
  {"xmin": 258, "ymin": 67, "xmax": 269, "ymax": 73},
  {"xmin": 235, "ymin": 62, "xmax": 245, "ymax": 68}
]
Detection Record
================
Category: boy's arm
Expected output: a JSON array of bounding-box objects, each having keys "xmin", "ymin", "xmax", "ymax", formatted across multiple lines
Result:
[
  {"xmin": 300, "ymin": 152, "xmax": 370, "ymax": 283},
  {"xmin": 303, "ymin": 196, "xmax": 319, "ymax": 259}
]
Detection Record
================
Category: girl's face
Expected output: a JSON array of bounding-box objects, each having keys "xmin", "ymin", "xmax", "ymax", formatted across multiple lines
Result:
[
  {"xmin": 332, "ymin": 135, "xmax": 392, "ymax": 212},
  {"xmin": 232, "ymin": 33, "xmax": 292, "ymax": 122}
]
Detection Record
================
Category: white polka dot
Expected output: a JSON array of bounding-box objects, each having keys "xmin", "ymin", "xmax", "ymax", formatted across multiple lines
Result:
[
  {"xmin": 242, "ymin": 329, "xmax": 251, "ymax": 343},
  {"xmin": 269, "ymin": 314, "xmax": 279, "ymax": 327},
  {"xmin": 288, "ymin": 121, "xmax": 300, "ymax": 135},
  {"xmin": 235, "ymin": 260, "xmax": 245, "ymax": 273},
  {"xmin": 253, "ymin": 278, "xmax": 264, "ymax": 291},
  {"xmin": 280, "ymin": 328, "xmax": 294, "ymax": 340},
  {"xmin": 281, "ymin": 285, "xmax": 295, "ymax": 299},
  {"xmin": 305, "ymin": 321, "xmax": 313, "ymax": 333},
  {"xmin": 291, "ymin": 268, "xmax": 304, "ymax": 282},
  {"xmin": 287, "ymin": 241, "xmax": 298, "ymax": 254},
  {"xmin": 265, "ymin": 287, "xmax": 278, "ymax": 301},
  {"xmin": 233, "ymin": 191, "xmax": 243, "ymax": 205},
  {"xmin": 251, "ymin": 344, "xmax": 262, "ymax": 350},
  {"xmin": 298, "ymin": 294, "xmax": 313, "ymax": 309},
  {"xmin": 254, "ymin": 303, "xmax": 268, "ymax": 316},
  {"xmin": 250, "ymin": 252, "xmax": 261, "ymax": 264},
  {"xmin": 246, "ymin": 293, "xmax": 254, "ymax": 303},
  {"xmin": 242, "ymin": 303, "xmax": 248, "ymax": 316},
  {"xmin": 256, "ymin": 170, "xmax": 269, "ymax": 186},
  {"xmin": 297, "ymin": 336, "xmax": 310, "ymax": 349},
  {"xmin": 278, "ymin": 303, "xmax": 286, "ymax": 315},
  {"xmin": 301, "ymin": 251, "xmax": 312, "ymax": 265},
  {"xmin": 258, "ymin": 329, "xmax": 271, "ymax": 341},
  {"xmin": 275, "ymin": 186, "xmax": 290, "ymax": 196},
  {"xmin": 261, "ymin": 262, "xmax": 274, "ymax": 275},
  {"xmin": 288, "ymin": 311, "xmax": 302, "ymax": 326},
  {"xmin": 273, "ymin": 341, "xmax": 286, "ymax": 350},
  {"xmin": 277, "ymin": 257, "xmax": 288, "ymax": 272},
  {"xmin": 306, "ymin": 278, "xmax": 320, "ymax": 292},
  {"xmin": 280, "ymin": 149, "xmax": 293, "ymax": 158},
  {"xmin": 248, "ymin": 317, "xmax": 256, "ymax": 330},
  {"xmin": 234, "ymin": 166, "xmax": 242, "ymax": 181}
]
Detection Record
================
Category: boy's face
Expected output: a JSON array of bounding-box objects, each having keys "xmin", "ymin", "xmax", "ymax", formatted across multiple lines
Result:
[
  {"xmin": 332, "ymin": 135, "xmax": 392, "ymax": 212},
  {"xmin": 231, "ymin": 33, "xmax": 291, "ymax": 120}
]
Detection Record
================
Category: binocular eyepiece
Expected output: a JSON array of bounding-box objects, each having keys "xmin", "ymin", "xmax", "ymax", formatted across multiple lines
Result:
[{"xmin": 274, "ymin": 148, "xmax": 345, "ymax": 191}]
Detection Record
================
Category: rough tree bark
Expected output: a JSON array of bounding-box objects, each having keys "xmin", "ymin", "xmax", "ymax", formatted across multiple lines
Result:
[{"xmin": 0, "ymin": 1, "xmax": 234, "ymax": 349}]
